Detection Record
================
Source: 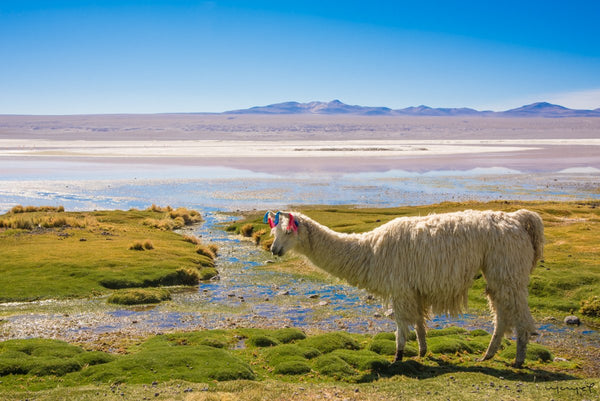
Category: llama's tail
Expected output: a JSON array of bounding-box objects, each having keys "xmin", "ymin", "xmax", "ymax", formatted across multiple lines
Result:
[{"xmin": 512, "ymin": 209, "xmax": 544, "ymax": 271}]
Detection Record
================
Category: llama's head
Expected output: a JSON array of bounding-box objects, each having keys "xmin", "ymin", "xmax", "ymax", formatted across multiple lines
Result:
[{"xmin": 264, "ymin": 211, "xmax": 299, "ymax": 256}]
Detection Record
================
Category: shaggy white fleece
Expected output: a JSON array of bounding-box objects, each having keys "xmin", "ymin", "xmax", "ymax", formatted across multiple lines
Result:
[{"xmin": 268, "ymin": 209, "xmax": 544, "ymax": 367}]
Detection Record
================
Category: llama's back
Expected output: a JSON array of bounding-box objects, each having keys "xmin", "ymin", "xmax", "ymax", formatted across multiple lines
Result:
[{"xmin": 368, "ymin": 210, "xmax": 536, "ymax": 316}]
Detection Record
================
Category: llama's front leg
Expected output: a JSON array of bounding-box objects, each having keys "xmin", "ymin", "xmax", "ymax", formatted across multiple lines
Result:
[
  {"xmin": 393, "ymin": 318, "xmax": 410, "ymax": 363},
  {"xmin": 415, "ymin": 318, "xmax": 427, "ymax": 357}
]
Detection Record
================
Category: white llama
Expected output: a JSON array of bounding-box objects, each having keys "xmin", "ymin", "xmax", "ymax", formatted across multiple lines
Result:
[{"xmin": 264, "ymin": 209, "xmax": 543, "ymax": 368}]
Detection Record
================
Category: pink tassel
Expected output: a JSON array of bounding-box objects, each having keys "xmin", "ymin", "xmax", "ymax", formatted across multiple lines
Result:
[
  {"xmin": 288, "ymin": 213, "xmax": 298, "ymax": 233},
  {"xmin": 268, "ymin": 217, "xmax": 275, "ymax": 228}
]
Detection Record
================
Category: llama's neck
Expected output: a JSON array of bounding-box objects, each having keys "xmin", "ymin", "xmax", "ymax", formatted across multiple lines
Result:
[{"xmin": 294, "ymin": 214, "xmax": 374, "ymax": 288}]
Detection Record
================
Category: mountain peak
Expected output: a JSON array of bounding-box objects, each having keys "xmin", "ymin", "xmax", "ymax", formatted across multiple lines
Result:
[{"xmin": 224, "ymin": 100, "xmax": 600, "ymax": 117}]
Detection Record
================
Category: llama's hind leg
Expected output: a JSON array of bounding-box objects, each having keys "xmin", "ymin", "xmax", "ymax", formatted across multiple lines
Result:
[
  {"xmin": 480, "ymin": 287, "xmax": 507, "ymax": 361},
  {"xmin": 513, "ymin": 305, "xmax": 537, "ymax": 367},
  {"xmin": 393, "ymin": 318, "xmax": 410, "ymax": 363},
  {"xmin": 481, "ymin": 318, "xmax": 506, "ymax": 361},
  {"xmin": 514, "ymin": 330, "xmax": 529, "ymax": 368},
  {"xmin": 415, "ymin": 318, "xmax": 427, "ymax": 357}
]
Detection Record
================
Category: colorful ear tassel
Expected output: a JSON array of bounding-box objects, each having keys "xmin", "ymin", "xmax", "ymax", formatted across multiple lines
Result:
[
  {"xmin": 263, "ymin": 211, "xmax": 276, "ymax": 228},
  {"xmin": 263, "ymin": 211, "xmax": 298, "ymax": 232},
  {"xmin": 287, "ymin": 213, "xmax": 298, "ymax": 233}
]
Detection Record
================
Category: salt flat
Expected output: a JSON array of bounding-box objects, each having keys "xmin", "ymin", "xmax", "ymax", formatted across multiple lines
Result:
[{"xmin": 1, "ymin": 114, "xmax": 599, "ymax": 173}]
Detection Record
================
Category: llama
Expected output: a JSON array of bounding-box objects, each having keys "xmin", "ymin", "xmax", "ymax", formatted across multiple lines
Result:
[{"xmin": 264, "ymin": 209, "xmax": 544, "ymax": 367}]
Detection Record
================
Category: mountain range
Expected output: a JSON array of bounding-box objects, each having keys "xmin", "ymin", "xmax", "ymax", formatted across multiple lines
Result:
[{"xmin": 225, "ymin": 100, "xmax": 600, "ymax": 117}]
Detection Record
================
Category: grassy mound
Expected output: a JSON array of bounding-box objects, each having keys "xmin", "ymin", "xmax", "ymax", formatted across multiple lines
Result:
[
  {"xmin": 298, "ymin": 332, "xmax": 361, "ymax": 353},
  {"xmin": 0, "ymin": 339, "xmax": 114, "ymax": 377},
  {"xmin": 80, "ymin": 338, "xmax": 254, "ymax": 383},
  {"xmin": 0, "ymin": 327, "xmax": 567, "ymax": 397},
  {"xmin": 499, "ymin": 343, "xmax": 554, "ymax": 362},
  {"xmin": 107, "ymin": 288, "xmax": 171, "ymax": 305},
  {"xmin": 0, "ymin": 206, "xmax": 218, "ymax": 301}
]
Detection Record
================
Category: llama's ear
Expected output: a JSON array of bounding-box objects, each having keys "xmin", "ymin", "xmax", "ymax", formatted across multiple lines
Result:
[
  {"xmin": 279, "ymin": 212, "xmax": 298, "ymax": 233},
  {"xmin": 287, "ymin": 213, "xmax": 299, "ymax": 233},
  {"xmin": 264, "ymin": 211, "xmax": 277, "ymax": 228}
]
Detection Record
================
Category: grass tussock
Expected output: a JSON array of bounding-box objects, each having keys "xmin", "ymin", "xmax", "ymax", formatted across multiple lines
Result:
[
  {"xmin": 128, "ymin": 239, "xmax": 154, "ymax": 251},
  {"xmin": 196, "ymin": 244, "xmax": 216, "ymax": 259},
  {"xmin": 208, "ymin": 243, "xmax": 219, "ymax": 256},
  {"xmin": 146, "ymin": 204, "xmax": 173, "ymax": 213},
  {"xmin": 0, "ymin": 213, "xmax": 99, "ymax": 230},
  {"xmin": 182, "ymin": 234, "xmax": 202, "ymax": 245},
  {"xmin": 253, "ymin": 229, "xmax": 267, "ymax": 245},
  {"xmin": 128, "ymin": 240, "xmax": 145, "ymax": 251},
  {"xmin": 10, "ymin": 205, "xmax": 65, "ymax": 214},
  {"xmin": 107, "ymin": 288, "xmax": 171, "ymax": 305},
  {"xmin": 240, "ymin": 223, "xmax": 254, "ymax": 237},
  {"xmin": 142, "ymin": 206, "xmax": 203, "ymax": 231},
  {"xmin": 580, "ymin": 296, "xmax": 600, "ymax": 317}
]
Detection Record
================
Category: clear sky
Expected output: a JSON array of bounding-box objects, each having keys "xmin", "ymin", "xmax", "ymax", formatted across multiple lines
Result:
[{"xmin": 1, "ymin": 0, "xmax": 599, "ymax": 114}]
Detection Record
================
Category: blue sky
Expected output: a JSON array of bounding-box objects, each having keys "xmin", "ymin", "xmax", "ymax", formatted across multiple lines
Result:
[{"xmin": 1, "ymin": 1, "xmax": 599, "ymax": 114}]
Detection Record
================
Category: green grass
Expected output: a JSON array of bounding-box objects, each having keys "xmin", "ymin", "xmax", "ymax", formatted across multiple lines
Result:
[
  {"xmin": 0, "ymin": 327, "xmax": 594, "ymax": 400},
  {"xmin": 231, "ymin": 200, "xmax": 600, "ymax": 324},
  {"xmin": 106, "ymin": 288, "xmax": 172, "ymax": 305},
  {"xmin": 0, "ymin": 206, "xmax": 217, "ymax": 301}
]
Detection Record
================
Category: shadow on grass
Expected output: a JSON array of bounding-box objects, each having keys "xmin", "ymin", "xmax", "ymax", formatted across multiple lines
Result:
[{"xmin": 358, "ymin": 358, "xmax": 577, "ymax": 383}]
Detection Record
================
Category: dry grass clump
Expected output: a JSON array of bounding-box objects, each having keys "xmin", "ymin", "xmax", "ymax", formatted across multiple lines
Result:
[
  {"xmin": 261, "ymin": 237, "xmax": 274, "ymax": 251},
  {"xmin": 240, "ymin": 224, "xmax": 254, "ymax": 237},
  {"xmin": 146, "ymin": 204, "xmax": 173, "ymax": 213},
  {"xmin": 129, "ymin": 241, "xmax": 145, "ymax": 251},
  {"xmin": 142, "ymin": 207, "xmax": 202, "ymax": 231},
  {"xmin": 182, "ymin": 234, "xmax": 202, "ymax": 245},
  {"xmin": 169, "ymin": 207, "xmax": 203, "ymax": 225},
  {"xmin": 10, "ymin": 205, "xmax": 65, "ymax": 213},
  {"xmin": 208, "ymin": 243, "xmax": 219, "ymax": 256},
  {"xmin": 143, "ymin": 218, "xmax": 181, "ymax": 230},
  {"xmin": 0, "ymin": 213, "xmax": 98, "ymax": 230},
  {"xmin": 196, "ymin": 245, "xmax": 216, "ymax": 259},
  {"xmin": 252, "ymin": 229, "xmax": 267, "ymax": 245},
  {"xmin": 184, "ymin": 235, "xmax": 218, "ymax": 258},
  {"xmin": 129, "ymin": 240, "xmax": 154, "ymax": 251}
]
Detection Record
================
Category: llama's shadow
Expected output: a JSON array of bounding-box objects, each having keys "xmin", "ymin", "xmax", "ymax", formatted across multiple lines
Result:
[{"xmin": 360, "ymin": 358, "xmax": 577, "ymax": 383}]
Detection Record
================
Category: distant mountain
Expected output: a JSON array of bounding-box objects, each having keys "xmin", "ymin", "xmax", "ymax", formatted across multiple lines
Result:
[
  {"xmin": 225, "ymin": 100, "xmax": 600, "ymax": 117},
  {"xmin": 225, "ymin": 99, "xmax": 393, "ymax": 116},
  {"xmin": 501, "ymin": 102, "xmax": 600, "ymax": 117},
  {"xmin": 394, "ymin": 105, "xmax": 489, "ymax": 116}
]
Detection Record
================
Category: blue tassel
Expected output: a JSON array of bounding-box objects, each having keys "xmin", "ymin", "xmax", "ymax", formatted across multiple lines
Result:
[
  {"xmin": 263, "ymin": 211, "xmax": 270, "ymax": 224},
  {"xmin": 274, "ymin": 211, "xmax": 280, "ymax": 226}
]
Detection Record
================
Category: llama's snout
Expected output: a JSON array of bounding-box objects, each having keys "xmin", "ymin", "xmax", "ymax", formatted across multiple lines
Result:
[{"xmin": 270, "ymin": 245, "xmax": 284, "ymax": 257}]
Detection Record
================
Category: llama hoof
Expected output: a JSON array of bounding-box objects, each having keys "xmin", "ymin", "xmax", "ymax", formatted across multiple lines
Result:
[
  {"xmin": 393, "ymin": 351, "xmax": 404, "ymax": 363},
  {"xmin": 419, "ymin": 350, "xmax": 427, "ymax": 358}
]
